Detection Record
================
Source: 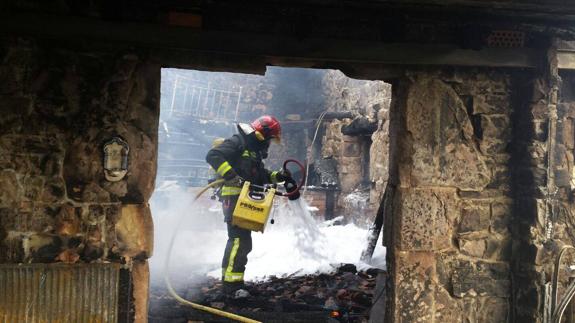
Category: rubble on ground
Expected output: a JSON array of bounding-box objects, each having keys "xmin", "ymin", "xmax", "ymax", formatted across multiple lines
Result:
[{"xmin": 149, "ymin": 264, "xmax": 385, "ymax": 323}]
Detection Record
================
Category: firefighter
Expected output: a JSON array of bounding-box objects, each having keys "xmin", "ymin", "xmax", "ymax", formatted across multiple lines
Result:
[{"xmin": 205, "ymin": 115, "xmax": 295, "ymax": 296}]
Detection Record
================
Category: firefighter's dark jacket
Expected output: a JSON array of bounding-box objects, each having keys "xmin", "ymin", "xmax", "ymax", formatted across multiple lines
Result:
[{"xmin": 206, "ymin": 132, "xmax": 278, "ymax": 196}]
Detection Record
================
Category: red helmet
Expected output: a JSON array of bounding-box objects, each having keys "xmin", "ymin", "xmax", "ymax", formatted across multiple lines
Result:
[{"xmin": 251, "ymin": 115, "xmax": 281, "ymax": 143}]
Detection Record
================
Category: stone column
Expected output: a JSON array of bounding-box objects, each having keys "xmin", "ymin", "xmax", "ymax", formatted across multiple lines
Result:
[
  {"xmin": 508, "ymin": 70, "xmax": 552, "ymax": 323},
  {"xmin": 510, "ymin": 39, "xmax": 575, "ymax": 323},
  {"xmin": 385, "ymin": 70, "xmax": 515, "ymax": 322}
]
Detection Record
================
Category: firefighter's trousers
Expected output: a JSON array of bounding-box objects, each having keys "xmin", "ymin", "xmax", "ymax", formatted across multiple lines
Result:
[{"xmin": 221, "ymin": 196, "xmax": 252, "ymax": 289}]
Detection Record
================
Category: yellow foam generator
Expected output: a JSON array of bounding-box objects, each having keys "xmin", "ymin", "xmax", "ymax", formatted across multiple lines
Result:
[{"xmin": 232, "ymin": 181, "xmax": 276, "ymax": 232}]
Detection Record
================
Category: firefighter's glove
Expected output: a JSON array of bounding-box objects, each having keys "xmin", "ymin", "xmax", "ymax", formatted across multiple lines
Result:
[
  {"xmin": 285, "ymin": 178, "xmax": 300, "ymax": 201},
  {"xmin": 223, "ymin": 170, "xmax": 243, "ymax": 187},
  {"xmin": 276, "ymin": 168, "xmax": 292, "ymax": 182}
]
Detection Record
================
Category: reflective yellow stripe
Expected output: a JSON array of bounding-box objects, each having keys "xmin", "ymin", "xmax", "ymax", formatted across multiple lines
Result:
[
  {"xmin": 221, "ymin": 186, "xmax": 242, "ymax": 196},
  {"xmin": 224, "ymin": 238, "xmax": 242, "ymax": 282},
  {"xmin": 216, "ymin": 161, "xmax": 232, "ymax": 176},
  {"xmin": 224, "ymin": 272, "xmax": 244, "ymax": 282},
  {"xmin": 242, "ymin": 150, "xmax": 256, "ymax": 158},
  {"xmin": 270, "ymin": 171, "xmax": 279, "ymax": 184}
]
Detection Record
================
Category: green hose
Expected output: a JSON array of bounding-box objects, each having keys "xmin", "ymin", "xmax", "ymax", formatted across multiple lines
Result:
[{"xmin": 163, "ymin": 179, "xmax": 262, "ymax": 323}]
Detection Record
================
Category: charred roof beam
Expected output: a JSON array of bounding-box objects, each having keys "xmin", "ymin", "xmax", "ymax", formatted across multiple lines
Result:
[{"xmin": 0, "ymin": 12, "xmax": 544, "ymax": 71}]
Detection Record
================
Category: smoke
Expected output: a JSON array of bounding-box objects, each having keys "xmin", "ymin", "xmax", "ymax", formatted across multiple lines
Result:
[
  {"xmin": 150, "ymin": 184, "xmax": 386, "ymax": 284},
  {"xmin": 149, "ymin": 183, "xmax": 227, "ymax": 284},
  {"xmin": 151, "ymin": 67, "xmax": 386, "ymax": 287}
]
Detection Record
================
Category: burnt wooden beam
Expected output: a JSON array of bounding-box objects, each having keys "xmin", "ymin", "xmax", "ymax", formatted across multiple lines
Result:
[
  {"xmin": 360, "ymin": 187, "xmax": 387, "ymax": 262},
  {"xmin": 0, "ymin": 13, "xmax": 544, "ymax": 69},
  {"xmin": 215, "ymin": 0, "xmax": 575, "ymax": 15},
  {"xmin": 325, "ymin": 190, "xmax": 336, "ymax": 221}
]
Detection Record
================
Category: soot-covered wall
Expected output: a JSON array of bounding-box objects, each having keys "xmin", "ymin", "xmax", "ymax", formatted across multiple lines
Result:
[
  {"xmin": 383, "ymin": 63, "xmax": 574, "ymax": 322},
  {"xmin": 386, "ymin": 69, "xmax": 515, "ymax": 322},
  {"xmin": 0, "ymin": 39, "xmax": 160, "ymax": 322},
  {"xmin": 0, "ymin": 12, "xmax": 573, "ymax": 323}
]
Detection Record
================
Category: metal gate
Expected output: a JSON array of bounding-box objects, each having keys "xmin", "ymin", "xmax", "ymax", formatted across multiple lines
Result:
[{"xmin": 0, "ymin": 263, "xmax": 121, "ymax": 323}]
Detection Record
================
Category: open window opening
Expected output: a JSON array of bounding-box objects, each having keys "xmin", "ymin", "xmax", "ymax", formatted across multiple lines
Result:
[{"xmin": 149, "ymin": 66, "xmax": 391, "ymax": 322}]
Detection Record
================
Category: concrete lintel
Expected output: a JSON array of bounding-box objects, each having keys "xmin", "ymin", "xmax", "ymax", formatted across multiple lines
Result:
[{"xmin": 0, "ymin": 13, "xmax": 543, "ymax": 69}]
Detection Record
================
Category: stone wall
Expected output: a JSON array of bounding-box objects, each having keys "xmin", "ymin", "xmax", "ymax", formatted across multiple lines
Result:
[
  {"xmin": 521, "ymin": 65, "xmax": 575, "ymax": 322},
  {"xmin": 556, "ymin": 72, "xmax": 575, "ymax": 249},
  {"xmin": 0, "ymin": 39, "xmax": 160, "ymax": 322},
  {"xmin": 382, "ymin": 62, "xmax": 575, "ymax": 322},
  {"xmin": 508, "ymin": 68, "xmax": 551, "ymax": 322},
  {"xmin": 320, "ymin": 70, "xmax": 391, "ymax": 224},
  {"xmin": 385, "ymin": 69, "xmax": 517, "ymax": 322},
  {"xmin": 503, "ymin": 50, "xmax": 575, "ymax": 322},
  {"xmin": 2, "ymin": 2, "xmax": 575, "ymax": 323}
]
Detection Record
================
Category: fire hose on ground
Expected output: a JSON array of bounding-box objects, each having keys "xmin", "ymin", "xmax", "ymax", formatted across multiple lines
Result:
[
  {"xmin": 164, "ymin": 159, "xmax": 306, "ymax": 323},
  {"xmin": 163, "ymin": 178, "xmax": 263, "ymax": 323}
]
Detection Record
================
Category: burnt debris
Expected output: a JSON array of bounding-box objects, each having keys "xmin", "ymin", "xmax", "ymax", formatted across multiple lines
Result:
[{"xmin": 150, "ymin": 264, "xmax": 384, "ymax": 323}]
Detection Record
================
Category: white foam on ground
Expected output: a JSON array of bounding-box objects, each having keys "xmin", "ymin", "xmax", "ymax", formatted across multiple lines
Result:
[{"xmin": 151, "ymin": 185, "xmax": 386, "ymax": 282}]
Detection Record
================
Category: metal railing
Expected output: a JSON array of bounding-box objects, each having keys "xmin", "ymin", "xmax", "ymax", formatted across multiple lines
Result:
[
  {"xmin": 168, "ymin": 75, "xmax": 242, "ymax": 121},
  {"xmin": 156, "ymin": 159, "xmax": 211, "ymax": 187}
]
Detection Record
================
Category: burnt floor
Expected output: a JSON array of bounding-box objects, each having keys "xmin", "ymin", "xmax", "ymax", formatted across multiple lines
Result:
[{"xmin": 149, "ymin": 264, "xmax": 385, "ymax": 323}]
